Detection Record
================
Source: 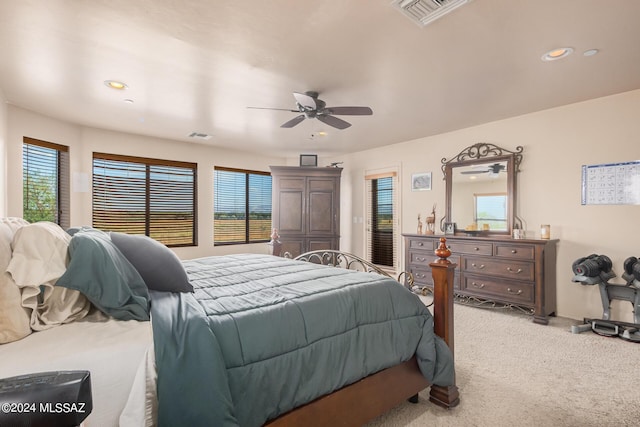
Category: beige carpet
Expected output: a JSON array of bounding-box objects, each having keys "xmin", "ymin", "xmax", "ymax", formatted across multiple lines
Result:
[{"xmin": 366, "ymin": 296, "xmax": 640, "ymax": 427}]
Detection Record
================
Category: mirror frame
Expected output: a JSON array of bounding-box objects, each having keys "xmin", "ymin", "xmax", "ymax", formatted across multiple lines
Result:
[{"xmin": 441, "ymin": 143, "xmax": 523, "ymax": 235}]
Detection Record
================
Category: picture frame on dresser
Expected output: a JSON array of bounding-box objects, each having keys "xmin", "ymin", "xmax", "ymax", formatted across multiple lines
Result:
[{"xmin": 444, "ymin": 222, "xmax": 456, "ymax": 235}]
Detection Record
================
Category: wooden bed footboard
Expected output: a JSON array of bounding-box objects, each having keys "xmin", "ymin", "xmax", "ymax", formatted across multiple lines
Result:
[{"xmin": 271, "ymin": 240, "xmax": 459, "ymax": 426}]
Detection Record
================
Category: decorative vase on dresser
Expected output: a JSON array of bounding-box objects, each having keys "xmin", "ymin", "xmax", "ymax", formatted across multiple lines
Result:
[
  {"xmin": 403, "ymin": 233, "xmax": 557, "ymax": 325},
  {"xmin": 270, "ymin": 166, "xmax": 341, "ymax": 258}
]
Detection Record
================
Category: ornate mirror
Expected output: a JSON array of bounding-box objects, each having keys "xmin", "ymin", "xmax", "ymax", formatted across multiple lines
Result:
[{"xmin": 441, "ymin": 143, "xmax": 523, "ymax": 235}]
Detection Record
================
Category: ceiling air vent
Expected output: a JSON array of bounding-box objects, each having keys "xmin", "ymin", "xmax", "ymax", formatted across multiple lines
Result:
[
  {"xmin": 391, "ymin": 0, "xmax": 470, "ymax": 27},
  {"xmin": 188, "ymin": 132, "xmax": 212, "ymax": 140}
]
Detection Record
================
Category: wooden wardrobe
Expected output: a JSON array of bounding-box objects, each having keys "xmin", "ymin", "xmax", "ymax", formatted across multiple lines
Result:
[{"xmin": 270, "ymin": 166, "xmax": 342, "ymax": 258}]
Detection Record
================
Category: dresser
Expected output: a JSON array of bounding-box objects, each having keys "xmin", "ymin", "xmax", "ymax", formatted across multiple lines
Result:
[
  {"xmin": 270, "ymin": 166, "xmax": 341, "ymax": 258},
  {"xmin": 403, "ymin": 234, "xmax": 557, "ymax": 324}
]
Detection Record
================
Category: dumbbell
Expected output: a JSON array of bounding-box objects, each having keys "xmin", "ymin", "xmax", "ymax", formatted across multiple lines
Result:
[{"xmin": 572, "ymin": 254, "xmax": 612, "ymax": 277}]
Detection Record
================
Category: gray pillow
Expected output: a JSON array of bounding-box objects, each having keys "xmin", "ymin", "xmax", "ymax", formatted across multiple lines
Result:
[
  {"xmin": 110, "ymin": 232, "xmax": 193, "ymax": 293},
  {"xmin": 56, "ymin": 229, "xmax": 150, "ymax": 321}
]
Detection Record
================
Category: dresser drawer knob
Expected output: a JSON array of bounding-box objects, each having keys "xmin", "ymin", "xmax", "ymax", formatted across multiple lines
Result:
[
  {"xmin": 507, "ymin": 267, "xmax": 523, "ymax": 274},
  {"xmin": 416, "ymin": 273, "xmax": 425, "ymax": 279},
  {"xmin": 417, "ymin": 242, "xmax": 424, "ymax": 246},
  {"xmin": 416, "ymin": 256, "xmax": 426, "ymax": 262},
  {"xmin": 474, "ymin": 247, "xmax": 479, "ymax": 251},
  {"xmin": 471, "ymin": 282, "xmax": 485, "ymax": 289},
  {"xmin": 511, "ymin": 249, "xmax": 517, "ymax": 254},
  {"xmin": 507, "ymin": 288, "xmax": 523, "ymax": 295},
  {"xmin": 471, "ymin": 263, "xmax": 485, "ymax": 269}
]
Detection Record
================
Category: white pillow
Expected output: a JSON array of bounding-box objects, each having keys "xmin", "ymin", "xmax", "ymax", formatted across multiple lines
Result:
[
  {"xmin": 0, "ymin": 218, "xmax": 31, "ymax": 343},
  {"xmin": 7, "ymin": 221, "xmax": 91, "ymax": 331}
]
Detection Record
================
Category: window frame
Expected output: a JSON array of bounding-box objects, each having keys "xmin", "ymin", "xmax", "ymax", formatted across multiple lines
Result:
[
  {"xmin": 92, "ymin": 152, "xmax": 198, "ymax": 247},
  {"xmin": 22, "ymin": 137, "xmax": 70, "ymax": 228},
  {"xmin": 365, "ymin": 170, "xmax": 399, "ymax": 272},
  {"xmin": 213, "ymin": 166, "xmax": 272, "ymax": 245}
]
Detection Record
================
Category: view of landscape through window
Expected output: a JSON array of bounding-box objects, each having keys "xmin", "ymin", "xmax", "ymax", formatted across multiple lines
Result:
[
  {"xmin": 92, "ymin": 154, "xmax": 196, "ymax": 247},
  {"xmin": 475, "ymin": 194, "xmax": 507, "ymax": 229},
  {"xmin": 22, "ymin": 139, "xmax": 69, "ymax": 228},
  {"xmin": 214, "ymin": 169, "xmax": 272, "ymax": 244}
]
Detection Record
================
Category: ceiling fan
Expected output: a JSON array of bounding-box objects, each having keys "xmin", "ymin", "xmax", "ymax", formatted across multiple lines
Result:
[
  {"xmin": 248, "ymin": 91, "xmax": 373, "ymax": 130},
  {"xmin": 460, "ymin": 163, "xmax": 506, "ymax": 175}
]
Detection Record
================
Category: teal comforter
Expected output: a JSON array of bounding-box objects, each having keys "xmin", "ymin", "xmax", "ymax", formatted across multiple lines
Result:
[{"xmin": 150, "ymin": 254, "xmax": 454, "ymax": 427}]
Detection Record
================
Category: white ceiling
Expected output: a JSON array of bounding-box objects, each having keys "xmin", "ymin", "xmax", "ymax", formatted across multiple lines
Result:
[{"xmin": 1, "ymin": 0, "xmax": 639, "ymax": 158}]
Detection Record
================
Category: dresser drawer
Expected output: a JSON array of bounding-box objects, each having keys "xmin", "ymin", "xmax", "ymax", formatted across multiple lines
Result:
[
  {"xmin": 408, "ymin": 250, "xmax": 436, "ymax": 267},
  {"xmin": 410, "ymin": 266, "xmax": 461, "ymax": 290},
  {"xmin": 446, "ymin": 240, "xmax": 492, "ymax": 256},
  {"xmin": 462, "ymin": 257, "xmax": 535, "ymax": 281},
  {"xmin": 408, "ymin": 238, "xmax": 436, "ymax": 251},
  {"xmin": 494, "ymin": 243, "xmax": 535, "ymax": 260},
  {"xmin": 410, "ymin": 266, "xmax": 433, "ymax": 286},
  {"xmin": 462, "ymin": 274, "xmax": 534, "ymax": 304}
]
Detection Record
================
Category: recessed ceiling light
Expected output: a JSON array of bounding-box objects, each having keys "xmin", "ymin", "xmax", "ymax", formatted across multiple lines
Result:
[
  {"xmin": 123, "ymin": 99, "xmax": 134, "ymax": 104},
  {"xmin": 104, "ymin": 80, "xmax": 128, "ymax": 90},
  {"xmin": 309, "ymin": 131, "xmax": 327, "ymax": 140},
  {"xmin": 541, "ymin": 47, "xmax": 574, "ymax": 62},
  {"xmin": 583, "ymin": 49, "xmax": 599, "ymax": 57}
]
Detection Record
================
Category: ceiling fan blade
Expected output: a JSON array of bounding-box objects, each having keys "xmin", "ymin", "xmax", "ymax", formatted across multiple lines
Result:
[
  {"xmin": 247, "ymin": 106, "xmax": 299, "ymax": 112},
  {"xmin": 280, "ymin": 114, "xmax": 306, "ymax": 128},
  {"xmin": 460, "ymin": 170, "xmax": 489, "ymax": 174},
  {"xmin": 325, "ymin": 106, "xmax": 373, "ymax": 116},
  {"xmin": 317, "ymin": 115, "xmax": 351, "ymax": 129},
  {"xmin": 293, "ymin": 92, "xmax": 317, "ymax": 110}
]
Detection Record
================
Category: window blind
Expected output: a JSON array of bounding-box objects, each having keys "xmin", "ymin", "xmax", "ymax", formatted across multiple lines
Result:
[
  {"xmin": 214, "ymin": 167, "xmax": 272, "ymax": 245},
  {"xmin": 92, "ymin": 153, "xmax": 197, "ymax": 247},
  {"xmin": 22, "ymin": 137, "xmax": 69, "ymax": 228},
  {"xmin": 365, "ymin": 172, "xmax": 398, "ymax": 271}
]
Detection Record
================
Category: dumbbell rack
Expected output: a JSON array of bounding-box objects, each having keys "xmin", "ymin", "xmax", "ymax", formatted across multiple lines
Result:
[{"xmin": 571, "ymin": 273, "xmax": 640, "ymax": 342}]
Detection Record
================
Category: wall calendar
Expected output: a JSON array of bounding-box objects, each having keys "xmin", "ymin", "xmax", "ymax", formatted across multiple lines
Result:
[{"xmin": 581, "ymin": 161, "xmax": 640, "ymax": 205}]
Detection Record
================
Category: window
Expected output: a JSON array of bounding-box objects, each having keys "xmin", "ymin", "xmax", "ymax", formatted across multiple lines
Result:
[
  {"xmin": 92, "ymin": 153, "xmax": 197, "ymax": 247},
  {"xmin": 214, "ymin": 167, "xmax": 272, "ymax": 245},
  {"xmin": 22, "ymin": 137, "xmax": 70, "ymax": 228},
  {"xmin": 474, "ymin": 193, "xmax": 507, "ymax": 230},
  {"xmin": 365, "ymin": 171, "xmax": 398, "ymax": 270}
]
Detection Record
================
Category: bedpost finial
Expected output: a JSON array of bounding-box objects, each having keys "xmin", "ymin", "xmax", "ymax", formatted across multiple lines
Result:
[{"xmin": 435, "ymin": 237, "xmax": 451, "ymax": 260}]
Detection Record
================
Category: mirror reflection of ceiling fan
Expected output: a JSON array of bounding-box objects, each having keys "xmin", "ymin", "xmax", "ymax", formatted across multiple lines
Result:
[
  {"xmin": 460, "ymin": 163, "xmax": 506, "ymax": 175},
  {"xmin": 248, "ymin": 91, "xmax": 373, "ymax": 130}
]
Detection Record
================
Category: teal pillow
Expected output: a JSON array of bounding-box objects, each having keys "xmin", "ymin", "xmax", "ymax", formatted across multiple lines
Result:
[
  {"xmin": 110, "ymin": 232, "xmax": 193, "ymax": 293},
  {"xmin": 56, "ymin": 229, "xmax": 150, "ymax": 321}
]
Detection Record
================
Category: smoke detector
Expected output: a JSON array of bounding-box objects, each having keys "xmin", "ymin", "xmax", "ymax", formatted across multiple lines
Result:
[{"xmin": 391, "ymin": 0, "xmax": 470, "ymax": 27}]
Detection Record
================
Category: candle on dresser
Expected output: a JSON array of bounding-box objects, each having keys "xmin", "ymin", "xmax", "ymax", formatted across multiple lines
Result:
[{"xmin": 540, "ymin": 224, "xmax": 550, "ymax": 240}]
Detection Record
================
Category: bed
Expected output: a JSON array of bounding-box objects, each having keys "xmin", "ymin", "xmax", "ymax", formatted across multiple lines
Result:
[{"xmin": 1, "ymin": 219, "xmax": 458, "ymax": 426}]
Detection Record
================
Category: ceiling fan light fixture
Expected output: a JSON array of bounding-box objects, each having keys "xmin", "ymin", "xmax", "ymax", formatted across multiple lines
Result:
[
  {"xmin": 104, "ymin": 80, "xmax": 128, "ymax": 90},
  {"xmin": 541, "ymin": 47, "xmax": 574, "ymax": 62}
]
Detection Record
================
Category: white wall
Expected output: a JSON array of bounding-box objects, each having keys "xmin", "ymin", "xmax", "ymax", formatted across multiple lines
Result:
[
  {"xmin": 333, "ymin": 89, "xmax": 640, "ymax": 322},
  {"xmin": 5, "ymin": 106, "xmax": 286, "ymax": 260},
  {"xmin": 0, "ymin": 90, "xmax": 7, "ymax": 216}
]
